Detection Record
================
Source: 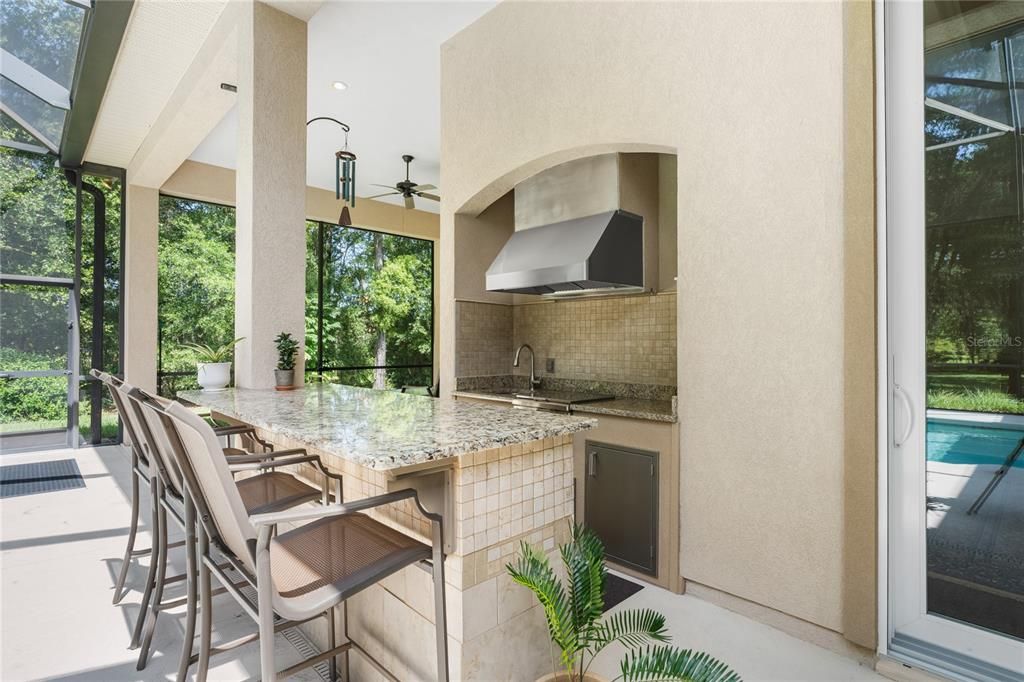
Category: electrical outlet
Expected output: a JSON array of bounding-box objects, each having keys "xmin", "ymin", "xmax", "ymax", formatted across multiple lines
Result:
[{"xmin": 546, "ymin": 358, "xmax": 555, "ymax": 373}]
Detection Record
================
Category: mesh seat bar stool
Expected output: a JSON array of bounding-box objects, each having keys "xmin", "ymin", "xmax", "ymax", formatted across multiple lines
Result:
[
  {"xmin": 90, "ymin": 369, "xmax": 156, "ymax": 606},
  {"xmin": 126, "ymin": 386, "xmax": 345, "ymax": 681},
  {"xmin": 90, "ymin": 369, "xmax": 292, "ymax": 607},
  {"xmin": 150, "ymin": 398, "xmax": 450, "ymax": 682}
]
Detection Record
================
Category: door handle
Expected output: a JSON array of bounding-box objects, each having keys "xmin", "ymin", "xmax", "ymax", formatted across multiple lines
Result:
[
  {"xmin": 894, "ymin": 383, "xmax": 914, "ymax": 448},
  {"xmin": 587, "ymin": 451, "xmax": 598, "ymax": 477}
]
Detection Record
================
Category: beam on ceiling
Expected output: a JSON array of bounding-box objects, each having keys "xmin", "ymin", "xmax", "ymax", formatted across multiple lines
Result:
[
  {"xmin": 0, "ymin": 101, "xmax": 58, "ymax": 153},
  {"xmin": 126, "ymin": 3, "xmax": 239, "ymax": 188},
  {"xmin": 925, "ymin": 97, "xmax": 1015, "ymax": 132},
  {"xmin": 60, "ymin": 0, "xmax": 134, "ymax": 168},
  {"xmin": 0, "ymin": 138, "xmax": 51, "ymax": 155},
  {"xmin": 0, "ymin": 49, "xmax": 71, "ymax": 109}
]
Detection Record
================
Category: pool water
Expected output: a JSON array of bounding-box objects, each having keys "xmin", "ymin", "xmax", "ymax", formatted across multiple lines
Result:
[{"xmin": 927, "ymin": 420, "xmax": 1024, "ymax": 468}]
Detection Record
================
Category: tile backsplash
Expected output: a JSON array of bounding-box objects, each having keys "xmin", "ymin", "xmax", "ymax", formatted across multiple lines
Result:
[
  {"xmin": 455, "ymin": 301, "xmax": 513, "ymax": 377},
  {"xmin": 456, "ymin": 292, "xmax": 676, "ymax": 386}
]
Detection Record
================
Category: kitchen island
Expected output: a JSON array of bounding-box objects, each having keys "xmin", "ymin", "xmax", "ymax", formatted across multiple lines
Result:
[{"xmin": 179, "ymin": 384, "xmax": 595, "ymax": 681}]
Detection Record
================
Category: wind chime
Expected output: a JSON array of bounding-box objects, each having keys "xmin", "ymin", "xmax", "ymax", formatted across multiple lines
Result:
[{"xmin": 307, "ymin": 116, "xmax": 356, "ymax": 225}]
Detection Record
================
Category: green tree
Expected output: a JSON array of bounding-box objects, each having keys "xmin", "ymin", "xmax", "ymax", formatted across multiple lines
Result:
[{"xmin": 157, "ymin": 197, "xmax": 236, "ymax": 395}]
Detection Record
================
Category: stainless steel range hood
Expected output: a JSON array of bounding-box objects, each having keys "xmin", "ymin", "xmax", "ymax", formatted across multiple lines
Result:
[
  {"xmin": 485, "ymin": 154, "xmax": 646, "ymax": 296},
  {"xmin": 484, "ymin": 209, "xmax": 644, "ymax": 295}
]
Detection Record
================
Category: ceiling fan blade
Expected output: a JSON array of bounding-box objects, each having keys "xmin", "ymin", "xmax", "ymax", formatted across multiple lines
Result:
[
  {"xmin": 417, "ymin": 192, "xmax": 441, "ymax": 202},
  {"xmin": 404, "ymin": 195, "xmax": 415, "ymax": 210},
  {"xmin": 411, "ymin": 183, "xmax": 436, "ymax": 192},
  {"xmin": 365, "ymin": 192, "xmax": 400, "ymax": 199},
  {"xmin": 370, "ymin": 183, "xmax": 400, "ymax": 190}
]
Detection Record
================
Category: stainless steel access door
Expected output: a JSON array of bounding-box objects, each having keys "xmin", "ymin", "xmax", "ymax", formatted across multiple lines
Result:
[{"xmin": 584, "ymin": 441, "xmax": 658, "ymax": 575}]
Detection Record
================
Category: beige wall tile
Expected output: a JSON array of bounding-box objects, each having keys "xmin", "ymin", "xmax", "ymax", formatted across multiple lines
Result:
[
  {"xmin": 457, "ymin": 293, "xmax": 677, "ymax": 386},
  {"xmin": 455, "ymin": 301, "xmax": 513, "ymax": 376},
  {"xmin": 462, "ymin": 578, "xmax": 498, "ymax": 641},
  {"xmin": 514, "ymin": 293, "xmax": 677, "ymax": 386}
]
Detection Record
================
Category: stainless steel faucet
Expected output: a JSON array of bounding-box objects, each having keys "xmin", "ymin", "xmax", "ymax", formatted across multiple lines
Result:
[{"xmin": 513, "ymin": 343, "xmax": 542, "ymax": 390}]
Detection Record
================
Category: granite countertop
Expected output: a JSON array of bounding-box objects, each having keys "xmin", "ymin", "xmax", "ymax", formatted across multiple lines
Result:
[
  {"xmin": 179, "ymin": 384, "xmax": 595, "ymax": 473},
  {"xmin": 572, "ymin": 397, "xmax": 676, "ymax": 423},
  {"xmin": 452, "ymin": 390, "xmax": 677, "ymax": 423}
]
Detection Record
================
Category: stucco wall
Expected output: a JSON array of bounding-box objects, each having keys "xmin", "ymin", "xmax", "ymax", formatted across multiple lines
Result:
[{"xmin": 440, "ymin": 0, "xmax": 875, "ymax": 645}]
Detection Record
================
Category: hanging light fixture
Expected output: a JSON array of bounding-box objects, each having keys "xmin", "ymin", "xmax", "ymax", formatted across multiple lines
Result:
[{"xmin": 307, "ymin": 116, "xmax": 356, "ymax": 224}]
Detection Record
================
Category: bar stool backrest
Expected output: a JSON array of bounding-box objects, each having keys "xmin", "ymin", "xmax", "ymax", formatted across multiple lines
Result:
[
  {"xmin": 119, "ymin": 383, "xmax": 187, "ymax": 499},
  {"xmin": 90, "ymin": 370, "xmax": 147, "ymax": 467},
  {"xmin": 154, "ymin": 400, "xmax": 258, "ymax": 574}
]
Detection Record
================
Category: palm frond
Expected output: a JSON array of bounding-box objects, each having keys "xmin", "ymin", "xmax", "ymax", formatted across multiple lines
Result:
[
  {"xmin": 590, "ymin": 608, "xmax": 670, "ymax": 651},
  {"xmin": 618, "ymin": 646, "xmax": 741, "ymax": 682},
  {"xmin": 181, "ymin": 337, "xmax": 244, "ymax": 363},
  {"xmin": 506, "ymin": 541, "xmax": 580, "ymax": 671},
  {"xmin": 562, "ymin": 524, "xmax": 606, "ymax": 643}
]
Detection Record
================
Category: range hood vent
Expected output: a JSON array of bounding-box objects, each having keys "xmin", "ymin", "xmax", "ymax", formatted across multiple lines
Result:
[{"xmin": 485, "ymin": 209, "xmax": 644, "ymax": 295}]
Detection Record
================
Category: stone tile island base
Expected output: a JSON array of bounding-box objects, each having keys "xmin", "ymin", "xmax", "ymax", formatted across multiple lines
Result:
[{"xmin": 249, "ymin": 426, "xmax": 575, "ymax": 682}]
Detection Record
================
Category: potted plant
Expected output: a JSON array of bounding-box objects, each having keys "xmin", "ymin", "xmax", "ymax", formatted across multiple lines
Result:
[
  {"xmin": 274, "ymin": 332, "xmax": 300, "ymax": 390},
  {"xmin": 181, "ymin": 337, "xmax": 244, "ymax": 392},
  {"xmin": 507, "ymin": 524, "xmax": 740, "ymax": 682}
]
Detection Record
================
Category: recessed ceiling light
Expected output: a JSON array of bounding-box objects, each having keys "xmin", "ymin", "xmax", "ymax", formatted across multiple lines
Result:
[{"xmin": 332, "ymin": 81, "xmax": 348, "ymax": 91}]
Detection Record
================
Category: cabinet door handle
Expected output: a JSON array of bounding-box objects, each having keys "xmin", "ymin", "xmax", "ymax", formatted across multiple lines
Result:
[{"xmin": 587, "ymin": 451, "xmax": 598, "ymax": 477}]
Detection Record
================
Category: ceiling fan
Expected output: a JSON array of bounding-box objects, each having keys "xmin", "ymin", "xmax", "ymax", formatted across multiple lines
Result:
[{"xmin": 367, "ymin": 154, "xmax": 440, "ymax": 209}]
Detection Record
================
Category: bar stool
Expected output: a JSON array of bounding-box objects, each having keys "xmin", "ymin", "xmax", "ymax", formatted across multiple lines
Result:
[
  {"xmin": 149, "ymin": 397, "xmax": 450, "ymax": 682},
  {"xmin": 125, "ymin": 385, "xmax": 345, "ymax": 681},
  {"xmin": 91, "ymin": 370, "xmax": 273, "ymax": 606}
]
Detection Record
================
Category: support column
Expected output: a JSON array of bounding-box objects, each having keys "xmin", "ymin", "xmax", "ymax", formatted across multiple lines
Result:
[
  {"xmin": 124, "ymin": 184, "xmax": 159, "ymax": 393},
  {"xmin": 234, "ymin": 2, "xmax": 307, "ymax": 389}
]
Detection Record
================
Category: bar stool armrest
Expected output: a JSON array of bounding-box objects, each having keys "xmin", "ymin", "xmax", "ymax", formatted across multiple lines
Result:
[
  {"xmin": 228, "ymin": 455, "xmax": 320, "ymax": 472},
  {"xmin": 250, "ymin": 488, "xmax": 436, "ymax": 529},
  {"xmin": 212, "ymin": 424, "xmax": 258, "ymax": 437},
  {"xmin": 224, "ymin": 449, "xmax": 308, "ymax": 464}
]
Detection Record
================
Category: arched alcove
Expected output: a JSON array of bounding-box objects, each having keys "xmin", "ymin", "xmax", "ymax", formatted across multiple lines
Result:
[{"xmin": 453, "ymin": 142, "xmax": 677, "ymax": 218}]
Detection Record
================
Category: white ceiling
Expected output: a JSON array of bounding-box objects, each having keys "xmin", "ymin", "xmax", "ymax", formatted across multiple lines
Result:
[
  {"xmin": 84, "ymin": 0, "xmax": 230, "ymax": 167},
  {"xmin": 189, "ymin": 1, "xmax": 497, "ymax": 213}
]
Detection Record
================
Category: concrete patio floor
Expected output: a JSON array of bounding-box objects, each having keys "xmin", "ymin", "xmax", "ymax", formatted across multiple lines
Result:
[{"xmin": 1, "ymin": 445, "xmax": 886, "ymax": 681}]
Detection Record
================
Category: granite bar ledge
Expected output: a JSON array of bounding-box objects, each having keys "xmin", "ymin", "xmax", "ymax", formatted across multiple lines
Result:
[{"xmin": 179, "ymin": 384, "xmax": 595, "ymax": 475}]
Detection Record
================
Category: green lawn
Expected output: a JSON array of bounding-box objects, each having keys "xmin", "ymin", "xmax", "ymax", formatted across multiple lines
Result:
[
  {"xmin": 0, "ymin": 411, "xmax": 120, "ymax": 441},
  {"xmin": 926, "ymin": 371, "xmax": 1024, "ymax": 415}
]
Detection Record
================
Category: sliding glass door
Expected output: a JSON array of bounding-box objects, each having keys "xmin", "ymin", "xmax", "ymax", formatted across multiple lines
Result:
[{"xmin": 886, "ymin": 1, "xmax": 1024, "ymax": 678}]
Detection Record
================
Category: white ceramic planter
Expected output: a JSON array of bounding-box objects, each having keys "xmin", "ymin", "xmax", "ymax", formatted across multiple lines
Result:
[{"xmin": 197, "ymin": 362, "xmax": 231, "ymax": 391}]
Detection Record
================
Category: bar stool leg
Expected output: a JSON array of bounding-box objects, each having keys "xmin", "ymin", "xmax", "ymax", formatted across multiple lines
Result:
[
  {"xmin": 137, "ymin": 499, "xmax": 169, "ymax": 669},
  {"xmin": 130, "ymin": 476, "xmax": 160, "ymax": 649},
  {"xmin": 256, "ymin": 526, "xmax": 277, "ymax": 682},
  {"xmin": 343, "ymin": 601, "xmax": 351, "ymax": 682},
  {"xmin": 113, "ymin": 459, "xmax": 141, "ymax": 604},
  {"xmin": 197, "ymin": 527, "xmax": 213, "ymax": 682},
  {"xmin": 328, "ymin": 607, "xmax": 338, "ymax": 682},
  {"xmin": 431, "ymin": 522, "xmax": 449, "ymax": 682},
  {"xmin": 175, "ymin": 497, "xmax": 198, "ymax": 682}
]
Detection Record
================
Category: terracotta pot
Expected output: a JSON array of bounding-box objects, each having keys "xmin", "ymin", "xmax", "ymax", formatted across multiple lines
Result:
[
  {"xmin": 536, "ymin": 672, "xmax": 607, "ymax": 682},
  {"xmin": 197, "ymin": 362, "xmax": 231, "ymax": 391}
]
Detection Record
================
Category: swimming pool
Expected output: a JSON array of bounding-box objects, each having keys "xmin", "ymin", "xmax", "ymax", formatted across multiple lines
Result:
[{"xmin": 927, "ymin": 417, "xmax": 1024, "ymax": 468}]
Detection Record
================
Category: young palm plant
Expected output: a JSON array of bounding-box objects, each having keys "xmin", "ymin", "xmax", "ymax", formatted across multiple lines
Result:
[
  {"xmin": 181, "ymin": 337, "xmax": 245, "ymax": 364},
  {"xmin": 507, "ymin": 524, "xmax": 740, "ymax": 682}
]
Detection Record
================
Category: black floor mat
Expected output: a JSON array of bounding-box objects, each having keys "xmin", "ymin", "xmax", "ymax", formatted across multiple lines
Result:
[
  {"xmin": 0, "ymin": 459, "xmax": 85, "ymax": 498},
  {"xmin": 604, "ymin": 572, "xmax": 644, "ymax": 611}
]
